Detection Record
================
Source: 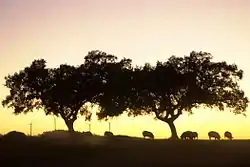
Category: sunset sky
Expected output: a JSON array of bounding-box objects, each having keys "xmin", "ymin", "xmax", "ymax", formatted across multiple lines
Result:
[{"xmin": 0, "ymin": 0, "xmax": 250, "ymax": 139}]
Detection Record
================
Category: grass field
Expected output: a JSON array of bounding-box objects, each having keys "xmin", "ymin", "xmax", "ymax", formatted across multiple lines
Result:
[{"xmin": 1, "ymin": 134, "xmax": 250, "ymax": 167}]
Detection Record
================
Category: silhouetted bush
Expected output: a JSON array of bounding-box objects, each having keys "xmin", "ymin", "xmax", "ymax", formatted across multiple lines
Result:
[
  {"xmin": 2, "ymin": 131, "xmax": 27, "ymax": 142},
  {"xmin": 39, "ymin": 130, "xmax": 99, "ymax": 145},
  {"xmin": 40, "ymin": 130, "xmax": 83, "ymax": 139},
  {"xmin": 115, "ymin": 135, "xmax": 131, "ymax": 138}
]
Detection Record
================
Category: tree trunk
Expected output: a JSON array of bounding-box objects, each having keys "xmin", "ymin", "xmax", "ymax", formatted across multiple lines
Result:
[
  {"xmin": 65, "ymin": 119, "xmax": 75, "ymax": 132},
  {"xmin": 167, "ymin": 120, "xmax": 179, "ymax": 140}
]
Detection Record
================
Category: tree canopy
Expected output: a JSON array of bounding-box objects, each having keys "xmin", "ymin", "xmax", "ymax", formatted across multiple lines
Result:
[
  {"xmin": 1, "ymin": 50, "xmax": 132, "ymax": 131},
  {"xmin": 93, "ymin": 51, "xmax": 248, "ymax": 139},
  {"xmin": 84, "ymin": 50, "xmax": 133, "ymax": 120},
  {"xmin": 2, "ymin": 59, "xmax": 93, "ymax": 132},
  {"xmin": 2, "ymin": 50, "xmax": 248, "ymax": 138}
]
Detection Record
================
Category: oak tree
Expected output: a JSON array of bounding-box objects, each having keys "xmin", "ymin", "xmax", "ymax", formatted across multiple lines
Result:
[
  {"xmin": 131, "ymin": 51, "xmax": 248, "ymax": 139},
  {"xmin": 2, "ymin": 59, "xmax": 92, "ymax": 132}
]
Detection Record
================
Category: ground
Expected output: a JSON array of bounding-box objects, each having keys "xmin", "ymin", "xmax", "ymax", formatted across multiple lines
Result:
[{"xmin": 1, "ymin": 135, "xmax": 250, "ymax": 167}]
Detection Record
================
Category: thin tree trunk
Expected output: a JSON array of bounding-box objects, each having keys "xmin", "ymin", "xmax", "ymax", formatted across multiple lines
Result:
[
  {"xmin": 65, "ymin": 119, "xmax": 75, "ymax": 132},
  {"xmin": 167, "ymin": 120, "xmax": 179, "ymax": 140}
]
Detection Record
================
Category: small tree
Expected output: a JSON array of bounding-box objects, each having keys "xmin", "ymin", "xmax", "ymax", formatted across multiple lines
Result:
[{"xmin": 2, "ymin": 59, "xmax": 92, "ymax": 132}]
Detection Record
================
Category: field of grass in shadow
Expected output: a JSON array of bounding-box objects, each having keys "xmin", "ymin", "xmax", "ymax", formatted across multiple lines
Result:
[{"xmin": 1, "ymin": 131, "xmax": 250, "ymax": 167}]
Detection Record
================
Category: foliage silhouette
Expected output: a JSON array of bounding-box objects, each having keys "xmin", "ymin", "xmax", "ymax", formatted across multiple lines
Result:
[
  {"xmin": 2, "ymin": 50, "xmax": 248, "ymax": 137},
  {"xmin": 83, "ymin": 50, "xmax": 133, "ymax": 120}
]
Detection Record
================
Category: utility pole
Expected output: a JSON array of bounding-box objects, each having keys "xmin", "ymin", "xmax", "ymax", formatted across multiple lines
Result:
[
  {"xmin": 108, "ymin": 122, "xmax": 111, "ymax": 132},
  {"xmin": 88, "ymin": 123, "xmax": 91, "ymax": 132},
  {"xmin": 53, "ymin": 116, "xmax": 57, "ymax": 131},
  {"xmin": 29, "ymin": 122, "xmax": 32, "ymax": 136}
]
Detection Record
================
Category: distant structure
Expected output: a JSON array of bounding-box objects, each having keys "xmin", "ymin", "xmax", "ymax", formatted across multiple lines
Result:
[
  {"xmin": 108, "ymin": 122, "xmax": 111, "ymax": 132},
  {"xmin": 88, "ymin": 123, "xmax": 91, "ymax": 132},
  {"xmin": 142, "ymin": 131, "xmax": 154, "ymax": 139},
  {"xmin": 53, "ymin": 116, "xmax": 57, "ymax": 130},
  {"xmin": 208, "ymin": 131, "xmax": 221, "ymax": 140},
  {"xmin": 86, "ymin": 122, "xmax": 91, "ymax": 132},
  {"xmin": 224, "ymin": 131, "xmax": 233, "ymax": 140},
  {"xmin": 29, "ymin": 122, "xmax": 33, "ymax": 136}
]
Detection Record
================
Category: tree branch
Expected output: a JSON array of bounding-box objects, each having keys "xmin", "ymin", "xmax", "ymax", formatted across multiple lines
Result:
[
  {"xmin": 170, "ymin": 108, "xmax": 182, "ymax": 121},
  {"xmin": 154, "ymin": 109, "xmax": 165, "ymax": 122}
]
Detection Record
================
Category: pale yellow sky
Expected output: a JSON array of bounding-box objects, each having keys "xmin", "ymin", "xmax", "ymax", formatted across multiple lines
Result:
[{"xmin": 0, "ymin": 0, "xmax": 250, "ymax": 139}]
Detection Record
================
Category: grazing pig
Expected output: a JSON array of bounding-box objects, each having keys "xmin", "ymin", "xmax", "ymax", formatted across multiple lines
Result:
[
  {"xmin": 192, "ymin": 132, "xmax": 198, "ymax": 140},
  {"xmin": 181, "ymin": 131, "xmax": 198, "ymax": 140},
  {"xmin": 104, "ymin": 131, "xmax": 113, "ymax": 137},
  {"xmin": 142, "ymin": 131, "xmax": 154, "ymax": 139},
  {"xmin": 208, "ymin": 131, "xmax": 221, "ymax": 140},
  {"xmin": 181, "ymin": 131, "xmax": 193, "ymax": 140},
  {"xmin": 224, "ymin": 131, "xmax": 233, "ymax": 140}
]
